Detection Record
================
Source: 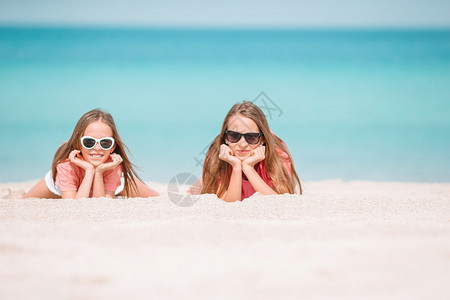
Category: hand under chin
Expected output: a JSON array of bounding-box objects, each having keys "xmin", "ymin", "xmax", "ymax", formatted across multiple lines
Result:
[
  {"xmin": 236, "ymin": 154, "xmax": 251, "ymax": 161},
  {"xmin": 87, "ymin": 159, "xmax": 105, "ymax": 167}
]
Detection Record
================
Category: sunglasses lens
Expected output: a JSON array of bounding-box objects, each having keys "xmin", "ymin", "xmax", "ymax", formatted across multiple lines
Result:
[
  {"xmin": 245, "ymin": 133, "xmax": 260, "ymax": 144},
  {"xmin": 100, "ymin": 139, "xmax": 113, "ymax": 150},
  {"xmin": 82, "ymin": 138, "xmax": 96, "ymax": 149},
  {"xmin": 226, "ymin": 131, "xmax": 241, "ymax": 143}
]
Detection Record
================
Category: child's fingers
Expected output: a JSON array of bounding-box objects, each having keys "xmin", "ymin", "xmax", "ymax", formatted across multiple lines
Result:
[
  {"xmin": 100, "ymin": 154, "xmax": 123, "ymax": 171},
  {"xmin": 219, "ymin": 144, "xmax": 235, "ymax": 162},
  {"xmin": 111, "ymin": 153, "xmax": 122, "ymax": 161},
  {"xmin": 69, "ymin": 150, "xmax": 80, "ymax": 161},
  {"xmin": 219, "ymin": 145, "xmax": 228, "ymax": 158},
  {"xmin": 221, "ymin": 144, "xmax": 234, "ymax": 156},
  {"xmin": 258, "ymin": 145, "xmax": 266, "ymax": 158},
  {"xmin": 112, "ymin": 154, "xmax": 123, "ymax": 165},
  {"xmin": 259, "ymin": 147, "xmax": 266, "ymax": 160},
  {"xmin": 250, "ymin": 146, "xmax": 265, "ymax": 162},
  {"xmin": 219, "ymin": 150, "xmax": 227, "ymax": 161}
]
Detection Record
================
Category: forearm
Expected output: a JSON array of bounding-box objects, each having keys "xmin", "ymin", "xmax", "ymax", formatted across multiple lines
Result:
[
  {"xmin": 92, "ymin": 171, "xmax": 106, "ymax": 198},
  {"xmin": 75, "ymin": 170, "xmax": 95, "ymax": 199},
  {"xmin": 243, "ymin": 165, "xmax": 277, "ymax": 195},
  {"xmin": 221, "ymin": 167, "xmax": 242, "ymax": 202}
]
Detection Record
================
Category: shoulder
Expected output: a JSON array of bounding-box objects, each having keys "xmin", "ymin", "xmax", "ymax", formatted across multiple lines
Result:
[
  {"xmin": 56, "ymin": 159, "xmax": 80, "ymax": 174},
  {"xmin": 55, "ymin": 159, "xmax": 82, "ymax": 189}
]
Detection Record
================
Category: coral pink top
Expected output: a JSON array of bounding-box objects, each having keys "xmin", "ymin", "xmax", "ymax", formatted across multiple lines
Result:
[
  {"xmin": 241, "ymin": 147, "xmax": 292, "ymax": 200},
  {"xmin": 55, "ymin": 160, "xmax": 122, "ymax": 197}
]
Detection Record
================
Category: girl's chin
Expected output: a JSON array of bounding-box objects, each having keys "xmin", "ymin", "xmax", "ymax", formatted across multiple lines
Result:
[
  {"xmin": 235, "ymin": 154, "xmax": 251, "ymax": 161},
  {"xmin": 86, "ymin": 159, "xmax": 104, "ymax": 167}
]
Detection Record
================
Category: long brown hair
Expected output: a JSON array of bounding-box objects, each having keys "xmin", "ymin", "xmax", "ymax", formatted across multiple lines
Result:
[
  {"xmin": 201, "ymin": 101, "xmax": 302, "ymax": 197},
  {"xmin": 51, "ymin": 109, "xmax": 140, "ymax": 197}
]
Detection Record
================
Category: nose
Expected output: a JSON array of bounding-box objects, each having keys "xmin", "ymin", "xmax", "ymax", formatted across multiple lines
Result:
[
  {"xmin": 93, "ymin": 141, "xmax": 102, "ymax": 150},
  {"xmin": 237, "ymin": 135, "xmax": 248, "ymax": 147}
]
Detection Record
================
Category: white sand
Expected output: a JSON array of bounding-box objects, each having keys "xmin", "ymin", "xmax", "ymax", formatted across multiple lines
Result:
[{"xmin": 1, "ymin": 180, "xmax": 449, "ymax": 299}]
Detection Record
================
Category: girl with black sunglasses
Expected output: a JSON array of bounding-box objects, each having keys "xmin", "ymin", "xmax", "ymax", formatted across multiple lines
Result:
[
  {"xmin": 23, "ymin": 109, "xmax": 159, "ymax": 199},
  {"xmin": 201, "ymin": 101, "xmax": 302, "ymax": 202}
]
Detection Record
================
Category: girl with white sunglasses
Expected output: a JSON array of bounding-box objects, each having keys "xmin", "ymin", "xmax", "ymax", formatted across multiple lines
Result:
[{"xmin": 23, "ymin": 109, "xmax": 159, "ymax": 199}]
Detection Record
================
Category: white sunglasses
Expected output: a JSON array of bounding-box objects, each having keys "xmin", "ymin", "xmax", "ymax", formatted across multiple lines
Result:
[{"xmin": 81, "ymin": 136, "xmax": 115, "ymax": 150}]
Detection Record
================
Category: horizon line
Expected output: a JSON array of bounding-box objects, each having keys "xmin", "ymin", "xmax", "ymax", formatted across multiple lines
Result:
[{"xmin": 1, "ymin": 23, "xmax": 450, "ymax": 31}]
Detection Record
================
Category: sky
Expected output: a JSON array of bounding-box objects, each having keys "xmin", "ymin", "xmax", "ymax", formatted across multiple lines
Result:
[{"xmin": 0, "ymin": 0, "xmax": 450, "ymax": 28}]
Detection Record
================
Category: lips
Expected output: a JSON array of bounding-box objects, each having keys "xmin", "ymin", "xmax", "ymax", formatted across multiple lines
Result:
[
  {"xmin": 236, "ymin": 150, "xmax": 250, "ymax": 156},
  {"xmin": 89, "ymin": 154, "xmax": 104, "ymax": 160}
]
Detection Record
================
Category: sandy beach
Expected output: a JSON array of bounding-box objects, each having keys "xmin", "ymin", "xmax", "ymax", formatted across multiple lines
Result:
[{"xmin": 1, "ymin": 180, "xmax": 449, "ymax": 299}]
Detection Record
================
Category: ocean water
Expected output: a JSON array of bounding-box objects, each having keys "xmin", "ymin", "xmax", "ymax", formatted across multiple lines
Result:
[{"xmin": 1, "ymin": 27, "xmax": 449, "ymax": 183}]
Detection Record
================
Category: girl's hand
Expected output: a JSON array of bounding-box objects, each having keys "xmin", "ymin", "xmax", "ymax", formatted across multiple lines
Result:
[
  {"xmin": 243, "ymin": 145, "xmax": 266, "ymax": 168},
  {"xmin": 69, "ymin": 150, "xmax": 94, "ymax": 172},
  {"xmin": 96, "ymin": 153, "xmax": 123, "ymax": 174},
  {"xmin": 219, "ymin": 144, "xmax": 241, "ymax": 168}
]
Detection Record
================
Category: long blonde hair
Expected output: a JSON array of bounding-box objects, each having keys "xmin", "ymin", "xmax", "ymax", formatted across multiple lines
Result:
[
  {"xmin": 201, "ymin": 101, "xmax": 302, "ymax": 197},
  {"xmin": 51, "ymin": 109, "xmax": 139, "ymax": 197}
]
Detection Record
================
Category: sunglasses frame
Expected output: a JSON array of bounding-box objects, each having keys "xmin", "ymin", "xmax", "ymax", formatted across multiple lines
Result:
[
  {"xmin": 80, "ymin": 136, "xmax": 115, "ymax": 150},
  {"xmin": 224, "ymin": 130, "xmax": 263, "ymax": 145}
]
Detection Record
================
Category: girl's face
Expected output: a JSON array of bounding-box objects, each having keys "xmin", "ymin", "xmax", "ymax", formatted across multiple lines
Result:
[
  {"xmin": 80, "ymin": 120, "xmax": 115, "ymax": 167},
  {"xmin": 225, "ymin": 115, "xmax": 264, "ymax": 161}
]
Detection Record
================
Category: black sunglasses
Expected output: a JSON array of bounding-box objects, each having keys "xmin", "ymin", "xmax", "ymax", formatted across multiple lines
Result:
[{"xmin": 224, "ymin": 130, "xmax": 263, "ymax": 145}]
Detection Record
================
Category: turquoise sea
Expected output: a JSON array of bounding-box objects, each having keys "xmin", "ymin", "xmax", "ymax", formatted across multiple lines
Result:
[{"xmin": 1, "ymin": 27, "xmax": 449, "ymax": 183}]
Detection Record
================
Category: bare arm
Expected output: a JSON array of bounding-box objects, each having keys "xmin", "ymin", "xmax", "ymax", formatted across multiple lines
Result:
[
  {"xmin": 242, "ymin": 145, "xmax": 277, "ymax": 196},
  {"xmin": 218, "ymin": 144, "xmax": 243, "ymax": 202},
  {"xmin": 92, "ymin": 170, "xmax": 108, "ymax": 198},
  {"xmin": 61, "ymin": 169, "xmax": 95, "ymax": 199},
  {"xmin": 61, "ymin": 150, "xmax": 96, "ymax": 199},
  {"xmin": 242, "ymin": 164, "xmax": 277, "ymax": 195},
  {"xmin": 92, "ymin": 154, "xmax": 123, "ymax": 198},
  {"xmin": 220, "ymin": 164, "xmax": 242, "ymax": 202}
]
